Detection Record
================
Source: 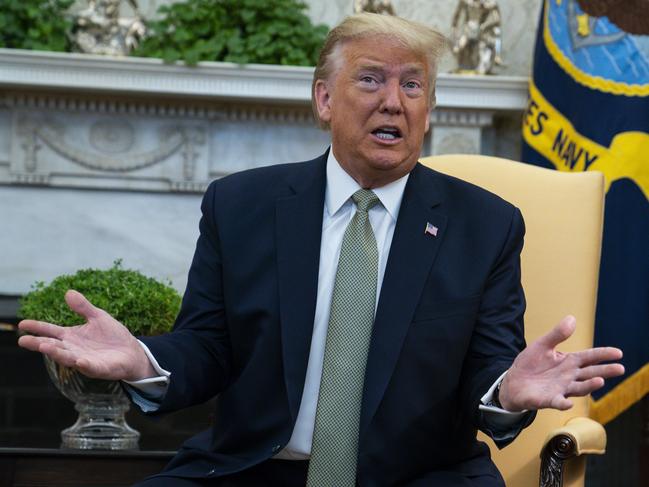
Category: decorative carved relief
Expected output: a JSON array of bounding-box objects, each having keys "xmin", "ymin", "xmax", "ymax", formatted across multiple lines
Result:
[
  {"xmin": 437, "ymin": 132, "xmax": 479, "ymax": 154},
  {"xmin": 16, "ymin": 116, "xmax": 204, "ymax": 177},
  {"xmin": 179, "ymin": 127, "xmax": 206, "ymax": 181},
  {"xmin": 10, "ymin": 172, "xmax": 49, "ymax": 185},
  {"xmin": 222, "ymin": 105, "xmax": 314, "ymax": 124},
  {"xmin": 89, "ymin": 119, "xmax": 135, "ymax": 154},
  {"xmin": 2, "ymin": 93, "xmax": 220, "ymax": 119},
  {"xmin": 431, "ymin": 109, "xmax": 493, "ymax": 127},
  {"xmin": 17, "ymin": 119, "xmax": 41, "ymax": 173},
  {"xmin": 2, "ymin": 93, "xmax": 314, "ymax": 125},
  {"xmin": 170, "ymin": 180, "xmax": 207, "ymax": 192}
]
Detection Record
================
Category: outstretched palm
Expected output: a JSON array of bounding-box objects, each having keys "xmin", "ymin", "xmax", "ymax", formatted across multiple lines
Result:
[
  {"xmin": 499, "ymin": 316, "xmax": 624, "ymax": 412},
  {"xmin": 18, "ymin": 290, "xmax": 154, "ymax": 381}
]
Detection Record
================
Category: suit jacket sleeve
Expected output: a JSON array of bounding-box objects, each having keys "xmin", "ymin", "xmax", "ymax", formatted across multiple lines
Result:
[
  {"xmin": 458, "ymin": 206, "xmax": 534, "ymax": 446},
  {"xmin": 139, "ymin": 180, "xmax": 232, "ymax": 413}
]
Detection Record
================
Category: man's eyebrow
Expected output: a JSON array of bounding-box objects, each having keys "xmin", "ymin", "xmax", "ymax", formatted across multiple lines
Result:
[
  {"xmin": 355, "ymin": 63, "xmax": 426, "ymax": 77},
  {"xmin": 400, "ymin": 65, "xmax": 427, "ymax": 77},
  {"xmin": 356, "ymin": 64, "xmax": 385, "ymax": 73}
]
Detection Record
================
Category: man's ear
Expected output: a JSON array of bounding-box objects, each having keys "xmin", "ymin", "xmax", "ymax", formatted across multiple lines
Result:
[{"xmin": 314, "ymin": 79, "xmax": 332, "ymax": 124}]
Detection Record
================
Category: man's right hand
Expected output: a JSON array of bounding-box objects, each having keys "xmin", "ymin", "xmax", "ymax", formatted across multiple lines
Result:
[{"xmin": 18, "ymin": 290, "xmax": 157, "ymax": 382}]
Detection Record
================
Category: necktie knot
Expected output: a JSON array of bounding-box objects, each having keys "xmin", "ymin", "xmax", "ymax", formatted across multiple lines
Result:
[{"xmin": 352, "ymin": 189, "xmax": 380, "ymax": 213}]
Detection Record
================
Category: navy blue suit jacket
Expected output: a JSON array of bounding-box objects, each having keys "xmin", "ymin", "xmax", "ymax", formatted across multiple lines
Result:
[{"xmin": 140, "ymin": 152, "xmax": 530, "ymax": 486}]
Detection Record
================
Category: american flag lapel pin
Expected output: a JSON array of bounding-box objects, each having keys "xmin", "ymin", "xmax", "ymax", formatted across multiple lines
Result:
[{"xmin": 424, "ymin": 222, "xmax": 438, "ymax": 237}]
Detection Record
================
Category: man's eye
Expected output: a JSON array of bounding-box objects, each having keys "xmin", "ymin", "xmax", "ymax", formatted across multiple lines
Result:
[
  {"xmin": 404, "ymin": 81, "xmax": 421, "ymax": 89},
  {"xmin": 360, "ymin": 76, "xmax": 377, "ymax": 84}
]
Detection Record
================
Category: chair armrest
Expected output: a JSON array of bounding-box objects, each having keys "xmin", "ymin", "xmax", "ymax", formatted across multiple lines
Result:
[{"xmin": 539, "ymin": 417, "xmax": 606, "ymax": 487}]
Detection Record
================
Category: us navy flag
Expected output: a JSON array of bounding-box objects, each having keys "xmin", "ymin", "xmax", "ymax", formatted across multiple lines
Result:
[{"xmin": 522, "ymin": 0, "xmax": 649, "ymax": 424}]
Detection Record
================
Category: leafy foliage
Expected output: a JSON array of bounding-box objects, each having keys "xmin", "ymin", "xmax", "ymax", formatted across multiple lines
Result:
[
  {"xmin": 18, "ymin": 260, "xmax": 181, "ymax": 336},
  {"xmin": 133, "ymin": 0, "xmax": 328, "ymax": 65},
  {"xmin": 0, "ymin": 0, "xmax": 73, "ymax": 51}
]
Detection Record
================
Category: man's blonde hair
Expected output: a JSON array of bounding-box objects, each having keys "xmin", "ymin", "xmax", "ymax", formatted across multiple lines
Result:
[{"xmin": 312, "ymin": 13, "xmax": 449, "ymax": 129}]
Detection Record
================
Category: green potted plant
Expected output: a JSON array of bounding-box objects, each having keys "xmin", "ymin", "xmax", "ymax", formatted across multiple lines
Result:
[
  {"xmin": 18, "ymin": 260, "xmax": 181, "ymax": 450},
  {"xmin": 0, "ymin": 0, "xmax": 74, "ymax": 51},
  {"xmin": 132, "ymin": 0, "xmax": 328, "ymax": 65}
]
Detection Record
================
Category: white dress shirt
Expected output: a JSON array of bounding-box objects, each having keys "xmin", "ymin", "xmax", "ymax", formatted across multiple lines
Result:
[
  {"xmin": 126, "ymin": 149, "xmax": 525, "ymax": 456},
  {"xmin": 276, "ymin": 150, "xmax": 410, "ymax": 458}
]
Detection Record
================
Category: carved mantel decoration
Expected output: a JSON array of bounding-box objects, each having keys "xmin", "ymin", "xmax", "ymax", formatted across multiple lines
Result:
[
  {"xmin": 14, "ymin": 113, "xmax": 205, "ymax": 191},
  {"xmin": 0, "ymin": 48, "xmax": 528, "ymax": 194}
]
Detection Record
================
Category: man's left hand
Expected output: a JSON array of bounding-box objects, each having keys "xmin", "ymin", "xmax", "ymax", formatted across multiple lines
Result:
[{"xmin": 498, "ymin": 315, "xmax": 624, "ymax": 412}]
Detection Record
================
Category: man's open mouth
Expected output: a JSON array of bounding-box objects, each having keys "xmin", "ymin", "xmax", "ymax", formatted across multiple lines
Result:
[{"xmin": 372, "ymin": 127, "xmax": 402, "ymax": 140}]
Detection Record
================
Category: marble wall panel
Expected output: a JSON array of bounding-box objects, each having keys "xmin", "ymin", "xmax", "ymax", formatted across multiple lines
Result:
[
  {"xmin": 6, "ymin": 110, "xmax": 209, "ymax": 192},
  {"xmin": 209, "ymin": 120, "xmax": 331, "ymax": 176},
  {"xmin": 0, "ymin": 186, "xmax": 200, "ymax": 294}
]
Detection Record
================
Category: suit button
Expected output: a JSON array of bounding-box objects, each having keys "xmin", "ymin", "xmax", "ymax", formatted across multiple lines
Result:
[
  {"xmin": 207, "ymin": 468, "xmax": 216, "ymax": 476},
  {"xmin": 271, "ymin": 444, "xmax": 282, "ymax": 453}
]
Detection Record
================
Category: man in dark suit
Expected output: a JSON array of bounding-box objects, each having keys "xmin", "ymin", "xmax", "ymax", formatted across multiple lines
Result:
[{"xmin": 18, "ymin": 13, "xmax": 623, "ymax": 487}]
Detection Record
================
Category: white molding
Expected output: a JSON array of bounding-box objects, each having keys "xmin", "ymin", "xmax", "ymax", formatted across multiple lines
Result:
[
  {"xmin": 0, "ymin": 48, "xmax": 529, "ymax": 110},
  {"xmin": 0, "ymin": 48, "xmax": 314, "ymax": 103},
  {"xmin": 1, "ymin": 92, "xmax": 314, "ymax": 121},
  {"xmin": 435, "ymin": 73, "xmax": 529, "ymax": 111},
  {"xmin": 430, "ymin": 109, "xmax": 494, "ymax": 127}
]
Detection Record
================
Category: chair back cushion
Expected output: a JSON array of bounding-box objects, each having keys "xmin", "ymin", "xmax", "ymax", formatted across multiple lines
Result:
[{"xmin": 420, "ymin": 154, "xmax": 605, "ymax": 487}]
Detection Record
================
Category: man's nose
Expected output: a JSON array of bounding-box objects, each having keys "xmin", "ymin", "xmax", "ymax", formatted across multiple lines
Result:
[{"xmin": 379, "ymin": 79, "xmax": 404, "ymax": 114}]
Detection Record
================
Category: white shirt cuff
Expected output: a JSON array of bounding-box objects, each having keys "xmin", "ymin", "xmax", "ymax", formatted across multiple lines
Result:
[
  {"xmin": 479, "ymin": 370, "xmax": 528, "ymax": 417},
  {"xmin": 122, "ymin": 340, "xmax": 171, "ymax": 400}
]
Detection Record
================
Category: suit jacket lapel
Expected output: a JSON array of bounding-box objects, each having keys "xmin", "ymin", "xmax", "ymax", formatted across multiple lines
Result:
[
  {"xmin": 275, "ymin": 153, "xmax": 327, "ymax": 422},
  {"xmin": 360, "ymin": 163, "xmax": 448, "ymax": 438}
]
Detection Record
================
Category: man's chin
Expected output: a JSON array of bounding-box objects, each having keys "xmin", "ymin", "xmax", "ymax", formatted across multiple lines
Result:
[
  {"xmin": 363, "ymin": 155, "xmax": 417, "ymax": 186},
  {"xmin": 368, "ymin": 151, "xmax": 417, "ymax": 173}
]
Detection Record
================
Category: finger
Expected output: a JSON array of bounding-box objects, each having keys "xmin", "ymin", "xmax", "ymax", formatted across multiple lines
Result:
[
  {"xmin": 18, "ymin": 334, "xmax": 62, "ymax": 352},
  {"xmin": 573, "ymin": 346, "xmax": 623, "ymax": 366},
  {"xmin": 549, "ymin": 394, "xmax": 573, "ymax": 410},
  {"xmin": 18, "ymin": 320, "xmax": 66, "ymax": 339},
  {"xmin": 536, "ymin": 315, "xmax": 576, "ymax": 349},
  {"xmin": 566, "ymin": 377, "xmax": 605, "ymax": 397},
  {"xmin": 65, "ymin": 290, "xmax": 102, "ymax": 320},
  {"xmin": 577, "ymin": 363, "xmax": 625, "ymax": 381}
]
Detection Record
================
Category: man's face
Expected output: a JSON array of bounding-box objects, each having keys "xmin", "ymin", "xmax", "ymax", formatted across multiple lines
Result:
[{"xmin": 314, "ymin": 36, "xmax": 432, "ymax": 188}]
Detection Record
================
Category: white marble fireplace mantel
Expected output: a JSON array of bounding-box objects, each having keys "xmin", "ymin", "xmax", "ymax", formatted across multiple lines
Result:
[
  {"xmin": 0, "ymin": 49, "xmax": 529, "ymax": 295},
  {"xmin": 0, "ymin": 48, "xmax": 528, "ymax": 193},
  {"xmin": 0, "ymin": 48, "xmax": 527, "ymax": 108}
]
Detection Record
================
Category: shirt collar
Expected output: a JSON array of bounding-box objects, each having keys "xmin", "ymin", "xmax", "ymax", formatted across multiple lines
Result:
[{"xmin": 325, "ymin": 147, "xmax": 410, "ymax": 221}]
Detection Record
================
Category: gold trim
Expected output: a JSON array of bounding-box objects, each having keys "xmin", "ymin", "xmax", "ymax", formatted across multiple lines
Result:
[{"xmin": 589, "ymin": 363, "xmax": 649, "ymax": 424}]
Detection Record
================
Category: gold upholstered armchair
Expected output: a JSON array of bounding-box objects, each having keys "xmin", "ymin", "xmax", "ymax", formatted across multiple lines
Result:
[{"xmin": 420, "ymin": 155, "xmax": 608, "ymax": 487}]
